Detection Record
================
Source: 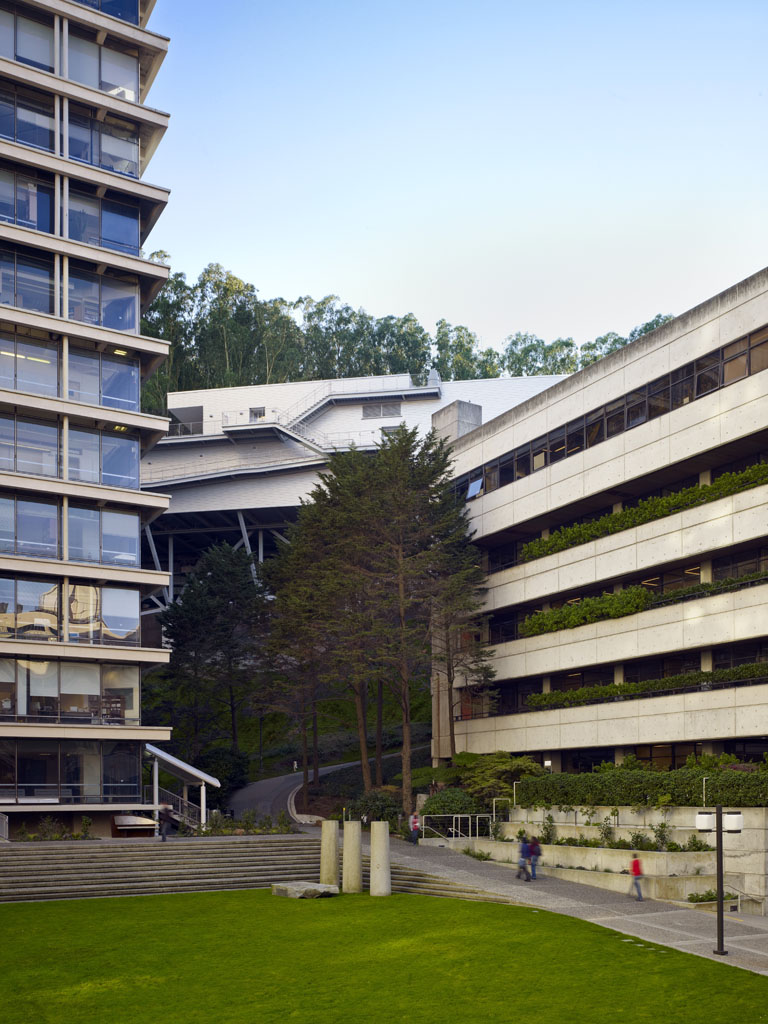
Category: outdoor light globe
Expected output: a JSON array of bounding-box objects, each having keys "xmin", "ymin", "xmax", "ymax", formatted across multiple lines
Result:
[
  {"xmin": 696, "ymin": 811, "xmax": 715, "ymax": 832},
  {"xmin": 724, "ymin": 812, "xmax": 744, "ymax": 833}
]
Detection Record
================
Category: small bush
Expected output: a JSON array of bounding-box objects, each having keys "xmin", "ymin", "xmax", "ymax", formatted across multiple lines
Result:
[
  {"xmin": 688, "ymin": 889, "xmax": 737, "ymax": 903},
  {"xmin": 463, "ymin": 847, "xmax": 492, "ymax": 861},
  {"xmin": 348, "ymin": 790, "xmax": 402, "ymax": 828},
  {"xmin": 421, "ymin": 787, "xmax": 483, "ymax": 816}
]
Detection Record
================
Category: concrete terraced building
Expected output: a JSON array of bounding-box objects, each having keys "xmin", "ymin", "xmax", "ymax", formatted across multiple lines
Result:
[
  {"xmin": 434, "ymin": 267, "xmax": 768, "ymax": 772},
  {"xmin": 0, "ymin": 0, "xmax": 181, "ymax": 834}
]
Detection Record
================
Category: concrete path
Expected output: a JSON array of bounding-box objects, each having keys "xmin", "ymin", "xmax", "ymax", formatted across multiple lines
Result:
[{"xmin": 347, "ymin": 831, "xmax": 768, "ymax": 976}]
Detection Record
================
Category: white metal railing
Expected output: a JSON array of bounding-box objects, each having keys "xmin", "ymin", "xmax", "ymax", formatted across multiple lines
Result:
[
  {"xmin": 421, "ymin": 813, "xmax": 493, "ymax": 841},
  {"xmin": 143, "ymin": 786, "xmax": 201, "ymax": 827},
  {"xmin": 0, "ymin": 811, "xmax": 8, "ymax": 841}
]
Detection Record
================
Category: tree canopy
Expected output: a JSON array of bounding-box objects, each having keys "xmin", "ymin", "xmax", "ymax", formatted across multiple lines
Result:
[{"xmin": 141, "ymin": 258, "xmax": 675, "ymax": 413}]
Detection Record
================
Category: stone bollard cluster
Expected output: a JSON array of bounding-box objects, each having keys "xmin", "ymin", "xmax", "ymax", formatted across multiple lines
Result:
[{"xmin": 320, "ymin": 817, "xmax": 392, "ymax": 896}]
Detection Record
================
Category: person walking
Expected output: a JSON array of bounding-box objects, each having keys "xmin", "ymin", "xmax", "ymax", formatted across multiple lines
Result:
[
  {"xmin": 159, "ymin": 804, "xmax": 173, "ymax": 842},
  {"xmin": 630, "ymin": 852, "xmax": 644, "ymax": 901},
  {"xmin": 516, "ymin": 835, "xmax": 531, "ymax": 881},
  {"xmin": 529, "ymin": 836, "xmax": 542, "ymax": 880},
  {"xmin": 408, "ymin": 811, "xmax": 420, "ymax": 844}
]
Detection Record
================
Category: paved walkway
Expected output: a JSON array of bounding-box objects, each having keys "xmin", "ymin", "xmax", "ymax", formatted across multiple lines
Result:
[{"xmin": 342, "ymin": 830, "xmax": 768, "ymax": 976}]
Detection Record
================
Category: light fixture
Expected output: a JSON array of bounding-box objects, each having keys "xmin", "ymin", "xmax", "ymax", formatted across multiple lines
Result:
[
  {"xmin": 113, "ymin": 425, "xmax": 128, "ymax": 433},
  {"xmin": 724, "ymin": 811, "xmax": 744, "ymax": 833},
  {"xmin": 696, "ymin": 811, "xmax": 715, "ymax": 832},
  {"xmin": 113, "ymin": 349, "xmax": 128, "ymax": 356}
]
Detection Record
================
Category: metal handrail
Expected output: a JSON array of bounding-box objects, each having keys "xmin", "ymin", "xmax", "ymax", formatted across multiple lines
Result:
[
  {"xmin": 143, "ymin": 786, "xmax": 201, "ymax": 826},
  {"xmin": 421, "ymin": 813, "xmax": 493, "ymax": 840}
]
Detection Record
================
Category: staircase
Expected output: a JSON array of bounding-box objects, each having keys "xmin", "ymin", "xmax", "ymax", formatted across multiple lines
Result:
[{"xmin": 0, "ymin": 835, "xmax": 504, "ymax": 904}]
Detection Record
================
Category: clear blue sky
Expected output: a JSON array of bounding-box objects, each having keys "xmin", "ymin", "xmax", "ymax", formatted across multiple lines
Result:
[{"xmin": 146, "ymin": 0, "xmax": 768, "ymax": 350}]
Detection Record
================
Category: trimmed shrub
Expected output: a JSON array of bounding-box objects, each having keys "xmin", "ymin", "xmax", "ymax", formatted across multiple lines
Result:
[
  {"xmin": 422, "ymin": 787, "xmax": 483, "ymax": 816},
  {"xmin": 519, "ymin": 463, "xmax": 768, "ymax": 564}
]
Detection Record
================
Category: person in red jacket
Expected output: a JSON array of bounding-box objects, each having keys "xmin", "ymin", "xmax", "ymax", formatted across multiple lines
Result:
[{"xmin": 630, "ymin": 853, "xmax": 643, "ymax": 901}]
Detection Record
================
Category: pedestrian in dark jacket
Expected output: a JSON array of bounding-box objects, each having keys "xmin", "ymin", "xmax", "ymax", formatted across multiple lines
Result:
[
  {"xmin": 529, "ymin": 837, "xmax": 542, "ymax": 879},
  {"xmin": 516, "ymin": 836, "xmax": 531, "ymax": 881}
]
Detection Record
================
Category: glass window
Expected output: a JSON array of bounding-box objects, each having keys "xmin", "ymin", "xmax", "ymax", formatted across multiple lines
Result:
[
  {"xmin": 16, "ymin": 90, "xmax": 54, "ymax": 151},
  {"xmin": 101, "ymin": 275, "xmax": 137, "ymax": 331},
  {"xmin": 100, "ymin": 119, "xmax": 139, "ymax": 177},
  {"xmin": 696, "ymin": 364, "xmax": 720, "ymax": 397},
  {"xmin": 101, "ymin": 199, "xmax": 140, "ymax": 255},
  {"xmin": 0, "ymin": 332, "xmax": 13, "ymax": 390},
  {"xmin": 0, "ymin": 248, "xmax": 14, "ymax": 305},
  {"xmin": 515, "ymin": 445, "xmax": 530, "ymax": 479},
  {"xmin": 68, "ymin": 192, "xmax": 100, "ymax": 247},
  {"xmin": 68, "ymin": 349, "xmax": 100, "ymax": 405},
  {"xmin": 671, "ymin": 377, "xmax": 694, "ymax": 408},
  {"xmin": 498, "ymin": 453, "xmax": 515, "ymax": 487},
  {"xmin": 60, "ymin": 663, "xmax": 100, "ymax": 721},
  {"xmin": 0, "ymin": 11, "xmax": 12, "ymax": 60},
  {"xmin": 68, "ymin": 35, "xmax": 100, "ymax": 90},
  {"xmin": 100, "ymin": 46, "xmax": 139, "ymax": 102},
  {"xmin": 531, "ymin": 437, "xmax": 547, "ymax": 472},
  {"xmin": 16, "ymin": 418, "xmax": 58, "ymax": 477},
  {"xmin": 0, "ymin": 414, "xmax": 13, "ymax": 470},
  {"xmin": 0, "ymin": 497, "xmax": 12, "ymax": 552},
  {"xmin": 0, "ymin": 168, "xmax": 14, "ymax": 222},
  {"xmin": 68, "ymin": 428, "xmax": 100, "ymax": 483},
  {"xmin": 101, "ymin": 0, "xmax": 140, "ymax": 24},
  {"xmin": 101, "ymin": 510, "xmax": 139, "ymax": 565},
  {"xmin": 751, "ymin": 341, "xmax": 768, "ymax": 375},
  {"xmin": 16, "ymin": 17, "xmax": 54, "ymax": 72},
  {"xmin": 0, "ymin": 577, "xmax": 13, "ymax": 639},
  {"xmin": 0, "ymin": 88, "xmax": 14, "ymax": 143},
  {"xmin": 648, "ymin": 381, "xmax": 670, "ymax": 419},
  {"xmin": 102, "ymin": 739, "xmax": 140, "ymax": 799},
  {"xmin": 101, "ymin": 587, "xmax": 139, "ymax": 645},
  {"xmin": 22, "ymin": 659, "xmax": 58, "ymax": 719},
  {"xmin": 566, "ymin": 418, "xmax": 584, "ymax": 455},
  {"xmin": 16, "ymin": 253, "xmax": 53, "ymax": 314},
  {"xmin": 61, "ymin": 737, "xmax": 100, "ymax": 801},
  {"xmin": 67, "ymin": 583, "xmax": 99, "ymax": 644},
  {"xmin": 16, "ymin": 737, "xmax": 58, "ymax": 799},
  {"xmin": 69, "ymin": 110, "xmax": 96, "ymax": 164},
  {"xmin": 723, "ymin": 354, "xmax": 748, "ymax": 384},
  {"xmin": 16, "ymin": 499, "xmax": 57, "ymax": 558},
  {"xmin": 68, "ymin": 267, "xmax": 100, "ymax": 325},
  {"xmin": 102, "ymin": 664, "xmax": 139, "ymax": 722},
  {"xmin": 16, "ymin": 337, "xmax": 57, "ymax": 396},
  {"xmin": 548, "ymin": 428, "xmax": 566, "ymax": 464},
  {"xmin": 101, "ymin": 354, "xmax": 139, "ymax": 410},
  {"xmin": 101, "ymin": 433, "xmax": 139, "ymax": 488},
  {"xmin": 605, "ymin": 398, "xmax": 625, "ymax": 437},
  {"xmin": 586, "ymin": 410, "xmax": 604, "ymax": 447},
  {"xmin": 68, "ymin": 506, "xmax": 100, "ymax": 562},
  {"xmin": 625, "ymin": 388, "xmax": 647, "ymax": 428},
  {"xmin": 0, "ymin": 659, "xmax": 15, "ymax": 719},
  {"xmin": 16, "ymin": 579, "xmax": 59, "ymax": 641},
  {"xmin": 483, "ymin": 463, "xmax": 499, "ymax": 493}
]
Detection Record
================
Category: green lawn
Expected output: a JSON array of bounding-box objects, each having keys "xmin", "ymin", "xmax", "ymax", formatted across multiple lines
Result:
[{"xmin": 6, "ymin": 891, "xmax": 768, "ymax": 1024}]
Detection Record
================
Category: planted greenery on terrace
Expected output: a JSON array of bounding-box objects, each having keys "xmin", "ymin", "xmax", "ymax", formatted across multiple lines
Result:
[
  {"xmin": 518, "ymin": 571, "xmax": 768, "ymax": 639},
  {"xmin": 518, "ymin": 766, "xmax": 768, "ymax": 808},
  {"xmin": 518, "ymin": 462, "xmax": 768, "ymax": 564},
  {"xmin": 525, "ymin": 661, "xmax": 768, "ymax": 711}
]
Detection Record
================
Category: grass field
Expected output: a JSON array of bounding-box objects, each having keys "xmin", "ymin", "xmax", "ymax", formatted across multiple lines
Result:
[{"xmin": 6, "ymin": 890, "xmax": 768, "ymax": 1024}]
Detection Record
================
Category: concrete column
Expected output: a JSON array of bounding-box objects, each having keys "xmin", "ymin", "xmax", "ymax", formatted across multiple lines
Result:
[
  {"xmin": 614, "ymin": 664, "xmax": 624, "ymax": 685},
  {"xmin": 369, "ymin": 821, "xmax": 391, "ymax": 897},
  {"xmin": 541, "ymin": 676, "xmax": 551, "ymax": 694},
  {"xmin": 699, "ymin": 469, "xmax": 712, "ymax": 487},
  {"xmin": 540, "ymin": 527, "xmax": 550, "ymax": 540},
  {"xmin": 544, "ymin": 751, "xmax": 562, "ymax": 772},
  {"xmin": 612, "ymin": 501, "xmax": 623, "ymax": 514},
  {"xmin": 320, "ymin": 819, "xmax": 339, "ymax": 885},
  {"xmin": 701, "ymin": 650, "xmax": 713, "ymax": 672},
  {"xmin": 342, "ymin": 820, "xmax": 362, "ymax": 893},
  {"xmin": 200, "ymin": 783, "xmax": 207, "ymax": 825},
  {"xmin": 614, "ymin": 748, "xmax": 626, "ymax": 765},
  {"xmin": 700, "ymin": 559, "xmax": 713, "ymax": 584},
  {"xmin": 61, "ymin": 496, "xmax": 68, "ymax": 560}
]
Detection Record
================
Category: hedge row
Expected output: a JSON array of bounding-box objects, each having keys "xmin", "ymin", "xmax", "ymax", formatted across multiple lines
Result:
[
  {"xmin": 518, "ymin": 571, "xmax": 768, "ymax": 639},
  {"xmin": 519, "ymin": 462, "xmax": 768, "ymax": 564},
  {"xmin": 525, "ymin": 661, "xmax": 768, "ymax": 710},
  {"xmin": 518, "ymin": 767, "xmax": 768, "ymax": 808}
]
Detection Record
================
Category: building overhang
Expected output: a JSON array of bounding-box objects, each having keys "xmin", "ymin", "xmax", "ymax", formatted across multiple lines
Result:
[
  {"xmin": 0, "ymin": 640, "xmax": 170, "ymax": 662},
  {"xmin": 0, "ymin": 722, "xmax": 171, "ymax": 741},
  {"xmin": 0, "ymin": 553, "xmax": 168, "ymax": 591},
  {"xmin": 0, "ymin": 471, "xmax": 170, "ymax": 518}
]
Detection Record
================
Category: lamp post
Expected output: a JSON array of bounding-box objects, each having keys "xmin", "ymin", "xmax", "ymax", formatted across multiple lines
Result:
[{"xmin": 695, "ymin": 806, "xmax": 743, "ymax": 955}]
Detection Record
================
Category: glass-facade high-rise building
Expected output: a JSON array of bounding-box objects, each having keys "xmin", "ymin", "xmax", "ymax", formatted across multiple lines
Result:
[{"xmin": 0, "ymin": 0, "xmax": 173, "ymax": 835}]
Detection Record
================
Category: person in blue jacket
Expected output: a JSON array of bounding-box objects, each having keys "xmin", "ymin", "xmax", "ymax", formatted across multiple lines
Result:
[{"xmin": 516, "ymin": 835, "xmax": 531, "ymax": 881}]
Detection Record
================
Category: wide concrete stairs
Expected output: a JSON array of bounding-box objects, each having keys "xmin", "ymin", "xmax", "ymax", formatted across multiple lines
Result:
[{"xmin": 0, "ymin": 835, "xmax": 500, "ymax": 904}]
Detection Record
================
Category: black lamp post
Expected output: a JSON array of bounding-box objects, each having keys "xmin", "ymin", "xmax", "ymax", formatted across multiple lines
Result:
[{"xmin": 695, "ymin": 806, "xmax": 743, "ymax": 956}]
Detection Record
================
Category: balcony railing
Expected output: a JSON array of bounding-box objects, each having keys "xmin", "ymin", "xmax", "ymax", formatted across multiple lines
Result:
[{"xmin": 455, "ymin": 673, "xmax": 768, "ymax": 722}]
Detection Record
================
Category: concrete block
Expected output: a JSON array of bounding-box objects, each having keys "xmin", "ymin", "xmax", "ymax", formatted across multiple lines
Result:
[
  {"xmin": 320, "ymin": 819, "xmax": 339, "ymax": 885},
  {"xmin": 369, "ymin": 821, "xmax": 392, "ymax": 897},
  {"xmin": 271, "ymin": 882, "xmax": 339, "ymax": 899},
  {"xmin": 342, "ymin": 820, "xmax": 363, "ymax": 893}
]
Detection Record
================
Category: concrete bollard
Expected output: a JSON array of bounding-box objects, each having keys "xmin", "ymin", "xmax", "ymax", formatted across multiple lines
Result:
[
  {"xmin": 320, "ymin": 819, "xmax": 339, "ymax": 886},
  {"xmin": 342, "ymin": 820, "xmax": 363, "ymax": 893},
  {"xmin": 369, "ymin": 821, "xmax": 392, "ymax": 897}
]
